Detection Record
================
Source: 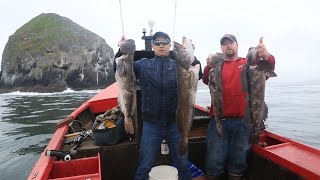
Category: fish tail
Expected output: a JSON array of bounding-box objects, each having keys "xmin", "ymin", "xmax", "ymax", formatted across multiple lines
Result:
[
  {"xmin": 266, "ymin": 71, "xmax": 277, "ymax": 78},
  {"xmin": 216, "ymin": 121, "xmax": 223, "ymax": 137},
  {"xmin": 124, "ymin": 115, "xmax": 134, "ymax": 135},
  {"xmin": 178, "ymin": 136, "xmax": 188, "ymax": 156}
]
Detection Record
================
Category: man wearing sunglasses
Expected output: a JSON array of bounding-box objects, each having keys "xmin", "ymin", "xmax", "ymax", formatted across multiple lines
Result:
[{"xmin": 115, "ymin": 31, "xmax": 192, "ymax": 180}]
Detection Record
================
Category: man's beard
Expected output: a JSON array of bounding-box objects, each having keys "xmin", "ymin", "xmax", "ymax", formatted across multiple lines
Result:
[{"xmin": 226, "ymin": 49, "xmax": 235, "ymax": 58}]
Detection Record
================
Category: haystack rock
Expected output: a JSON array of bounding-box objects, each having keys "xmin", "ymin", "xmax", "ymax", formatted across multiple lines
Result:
[{"xmin": 0, "ymin": 13, "xmax": 115, "ymax": 93}]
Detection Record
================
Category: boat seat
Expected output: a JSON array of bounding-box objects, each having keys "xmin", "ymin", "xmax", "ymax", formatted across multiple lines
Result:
[
  {"xmin": 254, "ymin": 136, "xmax": 320, "ymax": 179},
  {"xmin": 265, "ymin": 142, "xmax": 320, "ymax": 177}
]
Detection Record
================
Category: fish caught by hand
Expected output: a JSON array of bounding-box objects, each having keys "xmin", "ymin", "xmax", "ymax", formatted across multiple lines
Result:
[
  {"xmin": 115, "ymin": 39, "xmax": 136, "ymax": 136},
  {"xmin": 241, "ymin": 47, "xmax": 277, "ymax": 143},
  {"xmin": 208, "ymin": 53, "xmax": 225, "ymax": 137},
  {"xmin": 173, "ymin": 37, "xmax": 200, "ymax": 155}
]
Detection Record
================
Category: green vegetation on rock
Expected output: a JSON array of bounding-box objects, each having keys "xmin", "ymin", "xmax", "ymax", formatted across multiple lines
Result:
[{"xmin": 0, "ymin": 13, "xmax": 115, "ymax": 93}]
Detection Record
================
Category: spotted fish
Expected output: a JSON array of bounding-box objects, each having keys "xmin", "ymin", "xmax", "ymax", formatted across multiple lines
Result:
[
  {"xmin": 208, "ymin": 53, "xmax": 225, "ymax": 137},
  {"xmin": 173, "ymin": 37, "xmax": 200, "ymax": 155},
  {"xmin": 241, "ymin": 47, "xmax": 276, "ymax": 143},
  {"xmin": 115, "ymin": 39, "xmax": 136, "ymax": 136}
]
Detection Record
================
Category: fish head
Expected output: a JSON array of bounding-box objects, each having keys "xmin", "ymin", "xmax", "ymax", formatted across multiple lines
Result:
[
  {"xmin": 209, "ymin": 53, "xmax": 224, "ymax": 66},
  {"xmin": 120, "ymin": 39, "xmax": 136, "ymax": 55},
  {"xmin": 182, "ymin": 36, "xmax": 194, "ymax": 58},
  {"xmin": 246, "ymin": 47, "xmax": 259, "ymax": 65},
  {"xmin": 173, "ymin": 36, "xmax": 195, "ymax": 69},
  {"xmin": 246, "ymin": 47, "xmax": 277, "ymax": 77}
]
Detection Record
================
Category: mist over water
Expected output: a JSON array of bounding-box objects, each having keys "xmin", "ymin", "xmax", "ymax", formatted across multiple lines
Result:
[{"xmin": 0, "ymin": 79, "xmax": 319, "ymax": 179}]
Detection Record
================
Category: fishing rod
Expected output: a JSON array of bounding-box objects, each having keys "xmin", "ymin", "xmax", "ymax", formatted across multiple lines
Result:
[
  {"xmin": 45, "ymin": 149, "xmax": 77, "ymax": 162},
  {"xmin": 119, "ymin": 0, "xmax": 125, "ymax": 36},
  {"xmin": 172, "ymin": 0, "xmax": 178, "ymax": 43},
  {"xmin": 64, "ymin": 117, "xmax": 103, "ymax": 150},
  {"xmin": 45, "ymin": 118, "xmax": 103, "ymax": 161}
]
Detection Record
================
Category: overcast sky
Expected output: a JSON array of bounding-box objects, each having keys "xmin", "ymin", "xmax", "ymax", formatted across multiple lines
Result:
[{"xmin": 1, "ymin": 0, "xmax": 319, "ymax": 82}]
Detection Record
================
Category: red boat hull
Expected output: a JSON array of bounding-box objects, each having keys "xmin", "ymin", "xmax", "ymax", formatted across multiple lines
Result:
[{"xmin": 28, "ymin": 82, "xmax": 320, "ymax": 180}]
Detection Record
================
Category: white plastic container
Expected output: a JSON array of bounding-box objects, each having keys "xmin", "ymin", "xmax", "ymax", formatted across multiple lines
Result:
[
  {"xmin": 161, "ymin": 139, "xmax": 169, "ymax": 155},
  {"xmin": 149, "ymin": 165, "xmax": 178, "ymax": 180}
]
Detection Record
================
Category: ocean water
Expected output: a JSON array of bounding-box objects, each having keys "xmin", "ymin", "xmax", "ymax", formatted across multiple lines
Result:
[
  {"xmin": 0, "ymin": 79, "xmax": 319, "ymax": 179},
  {"xmin": 0, "ymin": 89, "xmax": 100, "ymax": 179}
]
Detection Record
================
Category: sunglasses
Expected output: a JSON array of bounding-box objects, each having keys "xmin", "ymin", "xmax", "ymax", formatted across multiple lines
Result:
[{"xmin": 153, "ymin": 39, "xmax": 171, "ymax": 46}]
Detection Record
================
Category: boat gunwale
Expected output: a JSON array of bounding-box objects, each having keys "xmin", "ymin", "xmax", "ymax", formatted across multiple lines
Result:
[{"xmin": 253, "ymin": 130, "xmax": 320, "ymax": 179}]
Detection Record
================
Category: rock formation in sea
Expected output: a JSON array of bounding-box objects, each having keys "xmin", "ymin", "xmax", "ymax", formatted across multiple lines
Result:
[{"xmin": 0, "ymin": 13, "xmax": 115, "ymax": 93}]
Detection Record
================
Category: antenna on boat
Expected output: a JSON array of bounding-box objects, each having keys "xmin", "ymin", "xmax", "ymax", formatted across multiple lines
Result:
[
  {"xmin": 119, "ymin": 0, "xmax": 125, "ymax": 36},
  {"xmin": 148, "ymin": 20, "xmax": 155, "ymax": 36},
  {"xmin": 141, "ymin": 20, "xmax": 155, "ymax": 51}
]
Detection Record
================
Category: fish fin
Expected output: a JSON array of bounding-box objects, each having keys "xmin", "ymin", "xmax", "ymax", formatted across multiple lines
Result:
[
  {"xmin": 259, "ymin": 102, "xmax": 268, "ymax": 131},
  {"xmin": 266, "ymin": 71, "xmax": 277, "ymax": 78},
  {"xmin": 188, "ymin": 65, "xmax": 200, "ymax": 89},
  {"xmin": 261, "ymin": 102, "xmax": 268, "ymax": 121},
  {"xmin": 116, "ymin": 57, "xmax": 125, "ymax": 76},
  {"xmin": 116, "ymin": 54, "xmax": 129, "ymax": 76},
  {"xmin": 178, "ymin": 136, "xmax": 188, "ymax": 156},
  {"xmin": 124, "ymin": 116, "xmax": 134, "ymax": 135},
  {"xmin": 191, "ymin": 64, "xmax": 200, "ymax": 74}
]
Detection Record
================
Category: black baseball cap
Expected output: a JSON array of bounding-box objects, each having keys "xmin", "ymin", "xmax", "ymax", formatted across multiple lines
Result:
[
  {"xmin": 220, "ymin": 34, "xmax": 237, "ymax": 45},
  {"xmin": 152, "ymin": 31, "xmax": 171, "ymax": 42}
]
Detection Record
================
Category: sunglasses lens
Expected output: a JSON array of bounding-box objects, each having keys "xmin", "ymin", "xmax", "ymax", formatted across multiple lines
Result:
[
  {"xmin": 163, "ymin": 41, "xmax": 170, "ymax": 45},
  {"xmin": 153, "ymin": 40, "xmax": 170, "ymax": 46},
  {"xmin": 154, "ymin": 42, "xmax": 161, "ymax": 46}
]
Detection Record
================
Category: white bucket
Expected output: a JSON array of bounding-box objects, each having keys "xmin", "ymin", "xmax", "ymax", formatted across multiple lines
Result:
[{"xmin": 149, "ymin": 165, "xmax": 179, "ymax": 180}]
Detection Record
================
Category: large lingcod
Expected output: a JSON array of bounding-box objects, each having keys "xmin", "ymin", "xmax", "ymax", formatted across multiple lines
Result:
[
  {"xmin": 241, "ymin": 47, "xmax": 276, "ymax": 143},
  {"xmin": 173, "ymin": 37, "xmax": 200, "ymax": 156},
  {"xmin": 208, "ymin": 53, "xmax": 225, "ymax": 137},
  {"xmin": 115, "ymin": 39, "xmax": 136, "ymax": 136}
]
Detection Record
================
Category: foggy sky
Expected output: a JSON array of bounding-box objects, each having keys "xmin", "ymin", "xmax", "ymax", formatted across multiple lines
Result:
[{"xmin": 1, "ymin": 0, "xmax": 319, "ymax": 82}]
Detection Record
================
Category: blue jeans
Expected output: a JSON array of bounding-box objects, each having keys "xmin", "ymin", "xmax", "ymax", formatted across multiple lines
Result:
[
  {"xmin": 135, "ymin": 121, "xmax": 192, "ymax": 180},
  {"xmin": 206, "ymin": 118, "xmax": 252, "ymax": 176}
]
